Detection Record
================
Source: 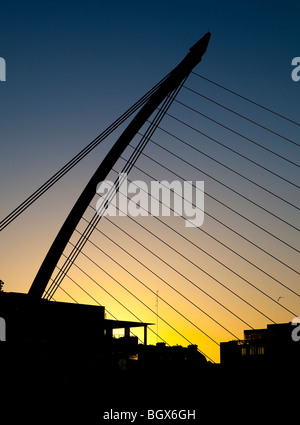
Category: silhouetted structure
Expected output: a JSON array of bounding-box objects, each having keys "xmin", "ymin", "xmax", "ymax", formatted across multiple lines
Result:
[
  {"xmin": 28, "ymin": 32, "xmax": 211, "ymax": 301},
  {"xmin": 220, "ymin": 322, "xmax": 300, "ymax": 368},
  {"xmin": 0, "ymin": 291, "xmax": 151, "ymax": 374},
  {"xmin": 0, "ymin": 292, "xmax": 210, "ymax": 374},
  {"xmin": 137, "ymin": 342, "xmax": 207, "ymax": 373},
  {"xmin": 1, "ymin": 293, "xmax": 295, "ymax": 421},
  {"xmin": 0, "ymin": 37, "xmax": 212, "ymax": 414}
]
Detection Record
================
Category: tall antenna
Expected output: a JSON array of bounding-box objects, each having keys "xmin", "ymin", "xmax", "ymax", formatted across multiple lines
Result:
[{"xmin": 156, "ymin": 290, "xmax": 159, "ymax": 344}]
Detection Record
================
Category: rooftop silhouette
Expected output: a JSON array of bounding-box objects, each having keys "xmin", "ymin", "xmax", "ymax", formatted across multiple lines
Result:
[{"xmin": 221, "ymin": 321, "xmax": 300, "ymax": 368}]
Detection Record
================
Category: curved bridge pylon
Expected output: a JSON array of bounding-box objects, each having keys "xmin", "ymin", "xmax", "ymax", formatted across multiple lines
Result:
[{"xmin": 28, "ymin": 32, "xmax": 211, "ymax": 300}]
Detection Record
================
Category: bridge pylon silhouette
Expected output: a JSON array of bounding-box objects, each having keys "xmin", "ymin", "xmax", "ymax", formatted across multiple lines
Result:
[{"xmin": 28, "ymin": 32, "xmax": 211, "ymax": 300}]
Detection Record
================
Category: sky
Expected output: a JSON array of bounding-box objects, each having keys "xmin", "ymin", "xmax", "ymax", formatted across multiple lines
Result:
[{"xmin": 0, "ymin": 0, "xmax": 299, "ymax": 362}]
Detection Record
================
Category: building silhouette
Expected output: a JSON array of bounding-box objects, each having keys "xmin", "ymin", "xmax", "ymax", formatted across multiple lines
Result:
[
  {"xmin": 0, "ymin": 291, "xmax": 153, "ymax": 376},
  {"xmin": 0, "ymin": 291, "xmax": 208, "ymax": 375},
  {"xmin": 0, "ymin": 292, "xmax": 297, "ymax": 421},
  {"xmin": 220, "ymin": 322, "xmax": 300, "ymax": 368}
]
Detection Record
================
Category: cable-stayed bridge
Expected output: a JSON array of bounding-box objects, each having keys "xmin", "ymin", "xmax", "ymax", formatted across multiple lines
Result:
[{"xmin": 1, "ymin": 32, "xmax": 299, "ymax": 364}]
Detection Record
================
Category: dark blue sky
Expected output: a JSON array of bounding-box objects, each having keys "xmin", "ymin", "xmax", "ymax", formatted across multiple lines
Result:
[
  {"xmin": 1, "ymin": 1, "xmax": 299, "ymax": 190},
  {"xmin": 0, "ymin": 1, "xmax": 299, "ymax": 355}
]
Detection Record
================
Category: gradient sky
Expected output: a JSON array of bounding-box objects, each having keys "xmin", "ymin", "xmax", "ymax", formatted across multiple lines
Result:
[{"xmin": 0, "ymin": 0, "xmax": 299, "ymax": 362}]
